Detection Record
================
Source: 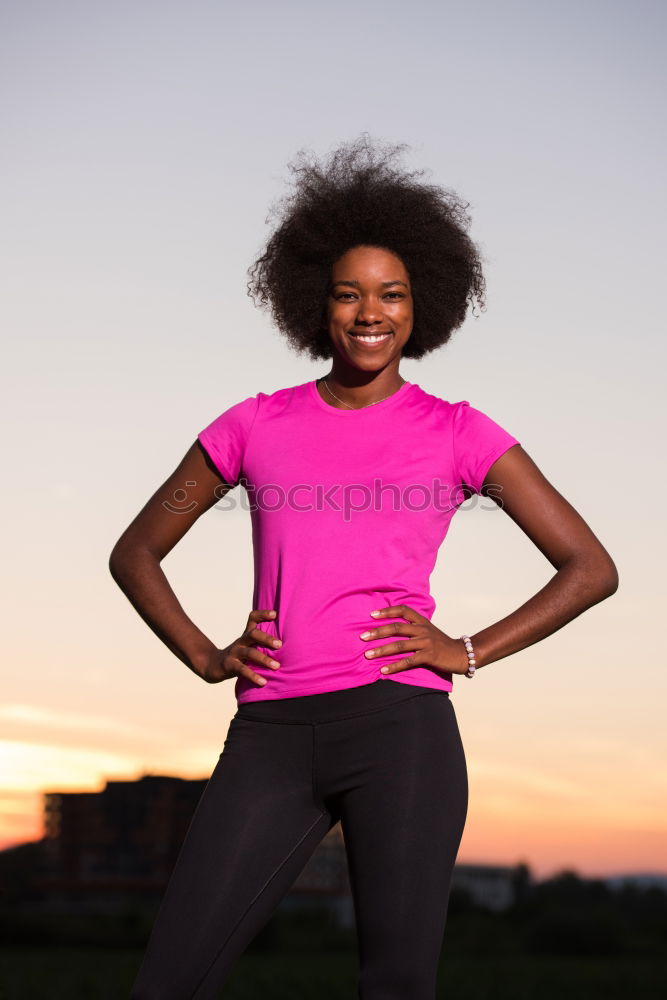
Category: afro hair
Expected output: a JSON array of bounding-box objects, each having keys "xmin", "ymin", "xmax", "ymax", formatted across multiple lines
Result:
[{"xmin": 247, "ymin": 134, "xmax": 486, "ymax": 361}]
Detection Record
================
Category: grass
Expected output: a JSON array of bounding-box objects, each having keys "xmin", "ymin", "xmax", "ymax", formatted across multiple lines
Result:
[{"xmin": 1, "ymin": 949, "xmax": 665, "ymax": 999}]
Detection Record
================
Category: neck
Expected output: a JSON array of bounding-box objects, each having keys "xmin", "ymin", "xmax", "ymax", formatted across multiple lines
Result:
[{"xmin": 320, "ymin": 368, "xmax": 405, "ymax": 408}]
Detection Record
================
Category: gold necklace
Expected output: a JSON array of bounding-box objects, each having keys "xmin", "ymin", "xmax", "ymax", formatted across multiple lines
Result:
[{"xmin": 321, "ymin": 378, "xmax": 406, "ymax": 409}]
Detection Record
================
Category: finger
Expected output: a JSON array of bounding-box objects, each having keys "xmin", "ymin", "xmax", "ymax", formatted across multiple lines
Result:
[
  {"xmin": 364, "ymin": 640, "xmax": 423, "ymax": 661},
  {"xmin": 248, "ymin": 626, "xmax": 283, "ymax": 651},
  {"xmin": 379, "ymin": 654, "xmax": 421, "ymax": 675},
  {"xmin": 243, "ymin": 645, "xmax": 281, "ymax": 671},
  {"xmin": 359, "ymin": 623, "xmax": 418, "ymax": 640},
  {"xmin": 239, "ymin": 665, "xmax": 269, "ymax": 687},
  {"xmin": 228, "ymin": 654, "xmax": 269, "ymax": 687},
  {"xmin": 248, "ymin": 608, "xmax": 278, "ymax": 624},
  {"xmin": 369, "ymin": 604, "xmax": 424, "ymax": 624}
]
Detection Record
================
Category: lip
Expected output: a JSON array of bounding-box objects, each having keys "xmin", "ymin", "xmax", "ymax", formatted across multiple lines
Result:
[{"xmin": 346, "ymin": 332, "xmax": 393, "ymax": 349}]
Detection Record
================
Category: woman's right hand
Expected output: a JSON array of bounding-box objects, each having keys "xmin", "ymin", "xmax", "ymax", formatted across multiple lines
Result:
[{"xmin": 197, "ymin": 609, "xmax": 282, "ymax": 686}]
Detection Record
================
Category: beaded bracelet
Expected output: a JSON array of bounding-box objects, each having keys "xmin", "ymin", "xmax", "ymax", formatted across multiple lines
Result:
[{"xmin": 460, "ymin": 634, "xmax": 477, "ymax": 678}]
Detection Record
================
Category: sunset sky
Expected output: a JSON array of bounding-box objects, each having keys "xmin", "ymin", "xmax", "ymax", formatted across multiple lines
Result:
[{"xmin": 2, "ymin": 0, "xmax": 665, "ymax": 881}]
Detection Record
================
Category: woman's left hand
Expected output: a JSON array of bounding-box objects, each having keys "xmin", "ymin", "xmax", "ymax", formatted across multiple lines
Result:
[{"xmin": 359, "ymin": 604, "xmax": 472, "ymax": 676}]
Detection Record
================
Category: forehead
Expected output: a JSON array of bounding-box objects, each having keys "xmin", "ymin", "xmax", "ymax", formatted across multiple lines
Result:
[{"xmin": 332, "ymin": 245, "xmax": 409, "ymax": 281}]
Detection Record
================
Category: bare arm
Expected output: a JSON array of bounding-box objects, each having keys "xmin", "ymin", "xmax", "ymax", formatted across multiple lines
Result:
[
  {"xmin": 108, "ymin": 441, "xmax": 232, "ymax": 677},
  {"xmin": 470, "ymin": 444, "xmax": 619, "ymax": 670}
]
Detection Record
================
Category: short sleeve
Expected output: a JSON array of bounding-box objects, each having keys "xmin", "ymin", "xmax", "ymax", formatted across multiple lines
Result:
[
  {"xmin": 453, "ymin": 400, "xmax": 520, "ymax": 495},
  {"xmin": 197, "ymin": 395, "xmax": 260, "ymax": 487}
]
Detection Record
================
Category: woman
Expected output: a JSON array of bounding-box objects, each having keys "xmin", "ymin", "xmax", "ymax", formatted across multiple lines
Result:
[{"xmin": 111, "ymin": 136, "xmax": 619, "ymax": 999}]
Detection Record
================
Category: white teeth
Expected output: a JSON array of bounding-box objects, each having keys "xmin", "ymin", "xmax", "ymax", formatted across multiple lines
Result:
[{"xmin": 353, "ymin": 334, "xmax": 391, "ymax": 343}]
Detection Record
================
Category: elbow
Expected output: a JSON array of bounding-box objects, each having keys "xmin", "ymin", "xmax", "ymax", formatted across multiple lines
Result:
[
  {"xmin": 596, "ymin": 567, "xmax": 619, "ymax": 602},
  {"xmin": 575, "ymin": 550, "xmax": 620, "ymax": 603},
  {"xmin": 558, "ymin": 545, "xmax": 619, "ymax": 604},
  {"xmin": 108, "ymin": 544, "xmax": 125, "ymax": 583},
  {"xmin": 108, "ymin": 537, "xmax": 156, "ymax": 584},
  {"xmin": 108, "ymin": 537, "xmax": 135, "ymax": 582},
  {"xmin": 595, "ymin": 548, "xmax": 620, "ymax": 598},
  {"xmin": 604, "ymin": 559, "xmax": 620, "ymax": 597}
]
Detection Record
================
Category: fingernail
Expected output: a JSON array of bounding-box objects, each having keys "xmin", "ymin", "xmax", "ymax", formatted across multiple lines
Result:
[
  {"xmin": 365, "ymin": 650, "xmax": 374, "ymax": 658},
  {"xmin": 273, "ymin": 639, "xmax": 282, "ymax": 647},
  {"xmin": 360, "ymin": 632, "xmax": 371, "ymax": 639},
  {"xmin": 370, "ymin": 610, "xmax": 380, "ymax": 617},
  {"xmin": 270, "ymin": 660, "xmax": 280, "ymax": 668},
  {"xmin": 258, "ymin": 678, "xmax": 267, "ymax": 685},
  {"xmin": 269, "ymin": 611, "xmax": 276, "ymax": 617},
  {"xmin": 380, "ymin": 666, "xmax": 389, "ymax": 673}
]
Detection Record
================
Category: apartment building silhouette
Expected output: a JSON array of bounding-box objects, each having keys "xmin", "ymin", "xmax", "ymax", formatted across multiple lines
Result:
[{"xmin": 34, "ymin": 775, "xmax": 525, "ymax": 922}]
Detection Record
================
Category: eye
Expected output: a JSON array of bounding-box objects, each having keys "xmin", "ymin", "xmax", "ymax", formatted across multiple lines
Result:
[
  {"xmin": 384, "ymin": 292, "xmax": 404, "ymax": 300},
  {"xmin": 335, "ymin": 292, "xmax": 357, "ymax": 300}
]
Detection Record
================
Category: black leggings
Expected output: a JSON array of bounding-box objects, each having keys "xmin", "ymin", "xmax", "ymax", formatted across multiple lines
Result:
[{"xmin": 130, "ymin": 679, "xmax": 468, "ymax": 999}]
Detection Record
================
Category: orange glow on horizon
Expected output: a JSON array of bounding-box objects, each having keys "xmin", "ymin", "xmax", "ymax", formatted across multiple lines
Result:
[{"xmin": 2, "ymin": 766, "xmax": 665, "ymax": 882}]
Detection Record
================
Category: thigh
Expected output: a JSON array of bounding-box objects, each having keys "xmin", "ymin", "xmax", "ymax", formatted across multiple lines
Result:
[
  {"xmin": 131, "ymin": 716, "xmax": 332, "ymax": 1000},
  {"xmin": 337, "ymin": 694, "xmax": 468, "ymax": 997}
]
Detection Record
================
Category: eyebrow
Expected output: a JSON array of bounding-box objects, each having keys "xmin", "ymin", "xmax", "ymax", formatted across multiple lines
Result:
[{"xmin": 331, "ymin": 280, "xmax": 409, "ymax": 289}]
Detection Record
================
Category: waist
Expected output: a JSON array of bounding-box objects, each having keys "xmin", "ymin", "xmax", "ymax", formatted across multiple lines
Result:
[{"xmin": 235, "ymin": 677, "xmax": 449, "ymax": 725}]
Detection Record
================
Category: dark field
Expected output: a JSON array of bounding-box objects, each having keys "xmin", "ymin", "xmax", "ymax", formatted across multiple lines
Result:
[
  {"xmin": 3, "ymin": 871, "xmax": 666, "ymax": 998},
  {"xmin": 1, "ymin": 949, "xmax": 665, "ymax": 999}
]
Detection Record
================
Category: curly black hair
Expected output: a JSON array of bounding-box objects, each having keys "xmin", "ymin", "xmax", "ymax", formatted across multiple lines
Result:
[{"xmin": 247, "ymin": 134, "xmax": 486, "ymax": 361}]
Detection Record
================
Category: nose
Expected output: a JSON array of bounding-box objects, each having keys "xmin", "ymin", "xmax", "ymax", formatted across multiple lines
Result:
[{"xmin": 355, "ymin": 296, "xmax": 383, "ymax": 325}]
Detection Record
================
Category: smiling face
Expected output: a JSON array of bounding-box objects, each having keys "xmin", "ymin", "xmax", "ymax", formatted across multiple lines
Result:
[{"xmin": 326, "ymin": 245, "xmax": 413, "ymax": 373}]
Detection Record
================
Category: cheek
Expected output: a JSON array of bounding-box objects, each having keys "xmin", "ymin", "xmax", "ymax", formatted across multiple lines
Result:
[
  {"xmin": 394, "ymin": 304, "xmax": 413, "ymax": 328},
  {"xmin": 325, "ymin": 305, "xmax": 339, "ymax": 331},
  {"xmin": 329, "ymin": 306, "xmax": 352, "ymax": 330}
]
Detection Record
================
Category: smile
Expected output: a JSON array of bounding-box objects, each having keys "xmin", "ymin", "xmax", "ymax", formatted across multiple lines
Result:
[{"xmin": 347, "ymin": 333, "xmax": 393, "ymax": 346}]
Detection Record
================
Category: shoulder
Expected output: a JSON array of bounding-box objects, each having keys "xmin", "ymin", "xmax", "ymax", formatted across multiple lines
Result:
[
  {"xmin": 202, "ymin": 381, "xmax": 307, "ymax": 420},
  {"xmin": 413, "ymin": 386, "xmax": 510, "ymax": 424},
  {"xmin": 407, "ymin": 384, "xmax": 471, "ymax": 422}
]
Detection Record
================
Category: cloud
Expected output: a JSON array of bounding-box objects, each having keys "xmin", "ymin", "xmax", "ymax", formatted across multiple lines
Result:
[{"xmin": 0, "ymin": 703, "xmax": 145, "ymax": 738}]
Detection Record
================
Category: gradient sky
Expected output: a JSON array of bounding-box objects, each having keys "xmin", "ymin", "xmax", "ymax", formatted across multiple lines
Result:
[{"xmin": 1, "ymin": 0, "xmax": 665, "ymax": 880}]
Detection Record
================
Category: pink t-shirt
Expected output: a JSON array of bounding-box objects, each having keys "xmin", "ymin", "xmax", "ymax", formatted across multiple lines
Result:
[{"xmin": 197, "ymin": 379, "xmax": 520, "ymax": 704}]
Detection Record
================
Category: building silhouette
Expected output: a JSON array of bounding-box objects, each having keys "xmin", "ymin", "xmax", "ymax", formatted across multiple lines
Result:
[{"xmin": 24, "ymin": 775, "xmax": 526, "ymax": 923}]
